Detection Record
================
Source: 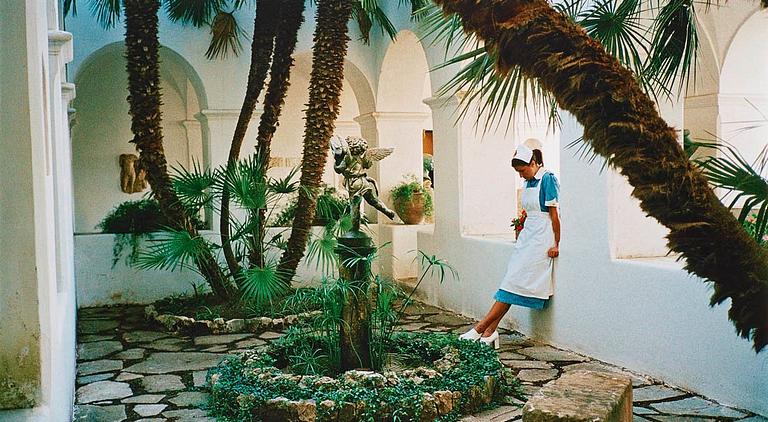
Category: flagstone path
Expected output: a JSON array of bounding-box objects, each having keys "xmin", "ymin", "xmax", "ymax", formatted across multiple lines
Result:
[{"xmin": 74, "ymin": 304, "xmax": 765, "ymax": 421}]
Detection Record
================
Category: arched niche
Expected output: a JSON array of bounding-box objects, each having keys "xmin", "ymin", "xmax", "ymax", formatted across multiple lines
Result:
[
  {"xmin": 71, "ymin": 43, "xmax": 209, "ymax": 233},
  {"xmin": 719, "ymin": 9, "xmax": 768, "ymax": 180}
]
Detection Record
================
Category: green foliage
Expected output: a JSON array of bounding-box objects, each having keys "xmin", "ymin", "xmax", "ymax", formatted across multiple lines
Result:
[
  {"xmin": 692, "ymin": 140, "xmax": 768, "ymax": 244},
  {"xmin": 423, "ymin": 154, "xmax": 434, "ymax": 174},
  {"xmin": 97, "ymin": 199, "xmax": 206, "ymax": 267},
  {"xmin": 207, "ymin": 332, "xmax": 520, "ymax": 422},
  {"xmin": 271, "ymin": 185, "xmax": 349, "ymax": 227},
  {"xmin": 391, "ymin": 175, "xmax": 434, "ymax": 217}
]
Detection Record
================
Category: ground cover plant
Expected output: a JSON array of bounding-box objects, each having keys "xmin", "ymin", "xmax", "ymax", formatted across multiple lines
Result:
[{"xmin": 207, "ymin": 332, "xmax": 521, "ymax": 421}]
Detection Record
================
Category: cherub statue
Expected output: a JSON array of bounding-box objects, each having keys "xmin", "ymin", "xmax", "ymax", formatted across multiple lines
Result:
[{"xmin": 331, "ymin": 135, "xmax": 396, "ymax": 230}]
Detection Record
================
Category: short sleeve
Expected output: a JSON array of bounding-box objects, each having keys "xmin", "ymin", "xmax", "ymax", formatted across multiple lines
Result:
[{"xmin": 541, "ymin": 172, "xmax": 560, "ymax": 209}]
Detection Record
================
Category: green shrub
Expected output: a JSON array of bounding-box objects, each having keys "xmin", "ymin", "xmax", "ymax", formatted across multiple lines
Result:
[
  {"xmin": 391, "ymin": 175, "xmax": 433, "ymax": 217},
  {"xmin": 271, "ymin": 185, "xmax": 348, "ymax": 227}
]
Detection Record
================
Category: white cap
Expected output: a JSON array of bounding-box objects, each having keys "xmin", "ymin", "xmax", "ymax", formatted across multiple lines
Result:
[{"xmin": 513, "ymin": 144, "xmax": 533, "ymax": 164}]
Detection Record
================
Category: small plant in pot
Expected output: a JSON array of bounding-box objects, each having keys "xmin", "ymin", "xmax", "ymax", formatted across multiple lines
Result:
[{"xmin": 391, "ymin": 175, "xmax": 433, "ymax": 225}]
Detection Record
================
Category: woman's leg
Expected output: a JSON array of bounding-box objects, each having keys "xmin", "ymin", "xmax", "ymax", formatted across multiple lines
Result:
[{"xmin": 474, "ymin": 301, "xmax": 511, "ymax": 335}]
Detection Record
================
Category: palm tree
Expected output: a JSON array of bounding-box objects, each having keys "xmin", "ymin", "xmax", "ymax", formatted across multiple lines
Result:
[
  {"xmin": 277, "ymin": 0, "xmax": 356, "ymax": 281},
  {"xmin": 250, "ymin": 0, "xmax": 307, "ymax": 268},
  {"xmin": 431, "ymin": 0, "xmax": 768, "ymax": 352},
  {"xmin": 218, "ymin": 0, "xmax": 281, "ymax": 279},
  {"xmin": 277, "ymin": 0, "xmax": 430, "ymax": 283},
  {"xmin": 67, "ymin": 0, "xmax": 236, "ymax": 299}
]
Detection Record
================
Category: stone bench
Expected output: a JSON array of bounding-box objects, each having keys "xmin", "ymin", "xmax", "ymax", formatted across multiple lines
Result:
[{"xmin": 522, "ymin": 370, "xmax": 632, "ymax": 422}]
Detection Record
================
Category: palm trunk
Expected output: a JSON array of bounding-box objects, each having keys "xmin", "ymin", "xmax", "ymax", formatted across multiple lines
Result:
[
  {"xmin": 251, "ymin": 0, "xmax": 306, "ymax": 269},
  {"xmin": 278, "ymin": 0, "xmax": 355, "ymax": 282},
  {"xmin": 220, "ymin": 0, "xmax": 281, "ymax": 279},
  {"xmin": 434, "ymin": 0, "xmax": 768, "ymax": 351},
  {"xmin": 124, "ymin": 0, "xmax": 234, "ymax": 300}
]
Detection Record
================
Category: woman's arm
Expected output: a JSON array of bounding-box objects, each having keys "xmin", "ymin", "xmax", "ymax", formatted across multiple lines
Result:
[{"xmin": 548, "ymin": 206, "xmax": 560, "ymax": 257}]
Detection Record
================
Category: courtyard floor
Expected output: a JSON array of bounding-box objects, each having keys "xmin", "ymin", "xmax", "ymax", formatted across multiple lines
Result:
[{"xmin": 74, "ymin": 303, "xmax": 765, "ymax": 422}]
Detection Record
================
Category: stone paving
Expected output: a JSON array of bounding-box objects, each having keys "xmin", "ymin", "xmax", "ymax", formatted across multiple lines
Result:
[{"xmin": 74, "ymin": 303, "xmax": 765, "ymax": 422}]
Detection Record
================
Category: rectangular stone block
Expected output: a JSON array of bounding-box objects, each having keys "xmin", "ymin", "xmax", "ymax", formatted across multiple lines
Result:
[{"xmin": 523, "ymin": 370, "xmax": 632, "ymax": 422}]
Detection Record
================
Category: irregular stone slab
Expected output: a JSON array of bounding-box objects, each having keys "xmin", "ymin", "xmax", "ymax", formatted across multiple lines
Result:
[
  {"xmin": 504, "ymin": 360, "xmax": 553, "ymax": 370},
  {"xmin": 123, "ymin": 331, "xmax": 169, "ymax": 343},
  {"xmin": 235, "ymin": 337, "xmax": 266, "ymax": 348},
  {"xmin": 77, "ymin": 373, "xmax": 114, "ymax": 385},
  {"xmin": 115, "ymin": 372, "xmax": 143, "ymax": 382},
  {"xmin": 193, "ymin": 333, "xmax": 252, "ymax": 346},
  {"xmin": 650, "ymin": 397, "xmax": 748, "ymax": 418},
  {"xmin": 145, "ymin": 338, "xmax": 188, "ymax": 352},
  {"xmin": 519, "ymin": 384, "xmax": 541, "ymax": 398},
  {"xmin": 114, "ymin": 348, "xmax": 145, "ymax": 360},
  {"xmin": 402, "ymin": 303, "xmax": 442, "ymax": 315},
  {"xmin": 460, "ymin": 405, "xmax": 522, "ymax": 421},
  {"xmin": 169, "ymin": 391, "xmax": 209, "ymax": 407},
  {"xmin": 523, "ymin": 370, "xmax": 632, "ymax": 422},
  {"xmin": 426, "ymin": 313, "xmax": 471, "ymax": 326},
  {"xmin": 648, "ymin": 416, "xmax": 716, "ymax": 421},
  {"xmin": 632, "ymin": 385, "xmax": 688, "ymax": 402},
  {"xmin": 632, "ymin": 406, "xmax": 658, "ymax": 415},
  {"xmin": 76, "ymin": 381, "xmax": 132, "ymax": 404},
  {"xmin": 518, "ymin": 346, "xmax": 589, "ymax": 362},
  {"xmin": 202, "ymin": 345, "xmax": 228, "ymax": 353},
  {"xmin": 135, "ymin": 419, "xmax": 166, "ymax": 422},
  {"xmin": 134, "ymin": 404, "xmax": 167, "ymax": 417},
  {"xmin": 125, "ymin": 352, "xmax": 228, "ymax": 374},
  {"xmin": 517, "ymin": 369, "xmax": 559, "ymax": 383},
  {"xmin": 396, "ymin": 322, "xmax": 431, "ymax": 331},
  {"xmin": 74, "ymin": 404, "xmax": 127, "ymax": 422},
  {"xmin": 79, "ymin": 334, "xmax": 116, "ymax": 343},
  {"xmin": 193, "ymin": 370, "xmax": 208, "ymax": 387},
  {"xmin": 78, "ymin": 320, "xmax": 119, "ymax": 334},
  {"xmin": 163, "ymin": 408, "xmax": 215, "ymax": 421},
  {"xmin": 78, "ymin": 340, "xmax": 123, "ymax": 360},
  {"xmin": 259, "ymin": 331, "xmax": 282, "ymax": 340},
  {"xmin": 78, "ymin": 359, "xmax": 123, "ymax": 376},
  {"xmin": 563, "ymin": 362, "xmax": 650, "ymax": 387},
  {"xmin": 500, "ymin": 333, "xmax": 537, "ymax": 348},
  {"xmin": 141, "ymin": 374, "xmax": 185, "ymax": 392},
  {"xmin": 740, "ymin": 417, "xmax": 768, "ymax": 422},
  {"xmin": 632, "ymin": 417, "xmax": 654, "ymax": 422},
  {"xmin": 123, "ymin": 394, "xmax": 165, "ymax": 404},
  {"xmin": 498, "ymin": 351, "xmax": 527, "ymax": 360}
]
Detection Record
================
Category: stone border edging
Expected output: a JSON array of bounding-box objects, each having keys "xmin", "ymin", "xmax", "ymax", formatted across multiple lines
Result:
[{"xmin": 144, "ymin": 304, "xmax": 321, "ymax": 335}]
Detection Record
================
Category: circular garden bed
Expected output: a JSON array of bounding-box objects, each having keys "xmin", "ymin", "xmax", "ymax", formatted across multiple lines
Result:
[{"xmin": 206, "ymin": 332, "xmax": 522, "ymax": 421}]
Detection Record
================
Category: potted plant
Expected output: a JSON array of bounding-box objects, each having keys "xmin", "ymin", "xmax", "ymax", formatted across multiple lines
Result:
[{"xmin": 391, "ymin": 175, "xmax": 433, "ymax": 224}]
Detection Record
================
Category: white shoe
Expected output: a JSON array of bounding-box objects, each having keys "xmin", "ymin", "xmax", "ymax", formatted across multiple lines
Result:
[
  {"xmin": 459, "ymin": 327, "xmax": 483, "ymax": 341},
  {"xmin": 480, "ymin": 331, "xmax": 500, "ymax": 349}
]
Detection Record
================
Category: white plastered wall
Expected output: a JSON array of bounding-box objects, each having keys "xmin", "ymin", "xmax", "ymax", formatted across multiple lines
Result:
[{"xmin": 0, "ymin": 0, "xmax": 77, "ymax": 420}]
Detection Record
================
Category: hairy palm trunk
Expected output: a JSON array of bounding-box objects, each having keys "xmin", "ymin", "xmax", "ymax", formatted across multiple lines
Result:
[
  {"xmin": 434, "ymin": 0, "xmax": 768, "ymax": 351},
  {"xmin": 251, "ymin": 0, "xmax": 306, "ymax": 269},
  {"xmin": 220, "ymin": 0, "xmax": 280, "ymax": 278},
  {"xmin": 124, "ymin": 0, "xmax": 234, "ymax": 300},
  {"xmin": 278, "ymin": 0, "xmax": 354, "ymax": 281}
]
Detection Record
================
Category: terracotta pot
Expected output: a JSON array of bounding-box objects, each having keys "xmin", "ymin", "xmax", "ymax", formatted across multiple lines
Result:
[{"xmin": 393, "ymin": 192, "xmax": 425, "ymax": 225}]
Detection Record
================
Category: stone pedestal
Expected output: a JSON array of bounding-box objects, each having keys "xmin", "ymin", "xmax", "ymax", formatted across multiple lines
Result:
[
  {"xmin": 335, "ymin": 231, "xmax": 375, "ymax": 370},
  {"xmin": 522, "ymin": 370, "xmax": 632, "ymax": 422}
]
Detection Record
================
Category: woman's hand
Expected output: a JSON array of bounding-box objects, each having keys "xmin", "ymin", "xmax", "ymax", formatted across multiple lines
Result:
[{"xmin": 547, "ymin": 245, "xmax": 559, "ymax": 258}]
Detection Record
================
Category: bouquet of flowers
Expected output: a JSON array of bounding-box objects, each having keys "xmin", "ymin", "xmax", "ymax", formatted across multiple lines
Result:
[{"xmin": 511, "ymin": 209, "xmax": 526, "ymax": 239}]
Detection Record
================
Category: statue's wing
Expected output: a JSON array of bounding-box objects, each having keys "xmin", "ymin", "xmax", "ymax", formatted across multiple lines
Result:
[
  {"xmin": 365, "ymin": 147, "xmax": 394, "ymax": 162},
  {"xmin": 330, "ymin": 135, "xmax": 346, "ymax": 155}
]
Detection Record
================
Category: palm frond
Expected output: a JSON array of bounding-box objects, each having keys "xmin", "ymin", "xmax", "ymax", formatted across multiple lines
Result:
[
  {"xmin": 239, "ymin": 260, "xmax": 290, "ymax": 306},
  {"xmin": 206, "ymin": 11, "xmax": 245, "ymax": 60},
  {"xmin": 64, "ymin": 0, "xmax": 78, "ymax": 17},
  {"xmin": 643, "ymin": 0, "xmax": 698, "ymax": 94},
  {"xmin": 136, "ymin": 229, "xmax": 211, "ymax": 272},
  {"xmin": 220, "ymin": 154, "xmax": 268, "ymax": 211},
  {"xmin": 352, "ymin": 0, "xmax": 397, "ymax": 44},
  {"xmin": 88, "ymin": 0, "xmax": 122, "ymax": 29},
  {"xmin": 306, "ymin": 225, "xmax": 339, "ymax": 276},
  {"xmin": 171, "ymin": 160, "xmax": 216, "ymax": 213},
  {"xmin": 268, "ymin": 166, "xmax": 300, "ymax": 194},
  {"xmin": 694, "ymin": 140, "xmax": 768, "ymax": 242},
  {"xmin": 165, "ymin": 0, "xmax": 227, "ymax": 27}
]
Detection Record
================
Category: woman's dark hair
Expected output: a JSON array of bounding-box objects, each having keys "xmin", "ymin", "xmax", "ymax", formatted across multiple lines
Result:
[
  {"xmin": 532, "ymin": 149, "xmax": 544, "ymax": 165},
  {"xmin": 511, "ymin": 148, "xmax": 544, "ymax": 167}
]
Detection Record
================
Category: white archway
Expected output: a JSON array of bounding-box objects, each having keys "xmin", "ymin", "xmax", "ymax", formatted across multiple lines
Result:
[
  {"xmin": 719, "ymin": 9, "xmax": 768, "ymax": 179},
  {"xmin": 71, "ymin": 43, "xmax": 209, "ymax": 233}
]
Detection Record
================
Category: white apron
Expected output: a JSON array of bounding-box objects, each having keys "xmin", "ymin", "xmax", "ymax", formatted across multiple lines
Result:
[{"xmin": 499, "ymin": 173, "xmax": 555, "ymax": 299}]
